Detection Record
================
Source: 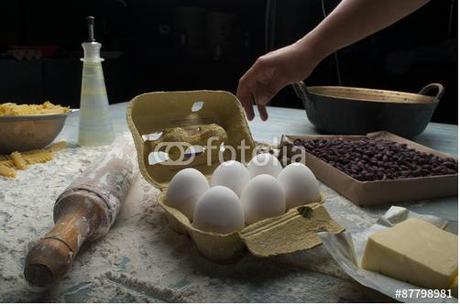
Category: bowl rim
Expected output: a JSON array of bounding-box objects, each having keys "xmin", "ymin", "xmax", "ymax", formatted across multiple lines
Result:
[
  {"xmin": 0, "ymin": 109, "xmax": 77, "ymax": 121},
  {"xmin": 307, "ymin": 86, "xmax": 437, "ymax": 104}
]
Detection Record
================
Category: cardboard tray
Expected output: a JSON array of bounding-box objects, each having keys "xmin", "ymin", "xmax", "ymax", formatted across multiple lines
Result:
[
  {"xmin": 281, "ymin": 131, "xmax": 458, "ymax": 206},
  {"xmin": 158, "ymin": 193, "xmax": 342, "ymax": 260},
  {"xmin": 127, "ymin": 90, "xmax": 344, "ymax": 260}
]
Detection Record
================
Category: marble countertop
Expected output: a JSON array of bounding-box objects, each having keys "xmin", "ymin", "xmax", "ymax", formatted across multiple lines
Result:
[{"xmin": 0, "ymin": 102, "xmax": 457, "ymax": 302}]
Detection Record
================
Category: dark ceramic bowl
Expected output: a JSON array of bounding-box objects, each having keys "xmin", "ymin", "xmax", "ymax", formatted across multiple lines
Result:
[{"xmin": 292, "ymin": 82, "xmax": 444, "ymax": 138}]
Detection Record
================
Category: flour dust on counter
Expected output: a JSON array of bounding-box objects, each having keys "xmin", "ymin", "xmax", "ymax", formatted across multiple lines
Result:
[
  {"xmin": 0, "ymin": 142, "xmax": 112, "ymax": 301},
  {"xmin": 0, "ymin": 136, "xmax": 372, "ymax": 302}
]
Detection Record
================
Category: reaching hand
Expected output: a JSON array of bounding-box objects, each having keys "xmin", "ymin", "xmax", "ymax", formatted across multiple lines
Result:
[
  {"xmin": 236, "ymin": 42, "xmax": 320, "ymax": 121},
  {"xmin": 236, "ymin": 0, "xmax": 430, "ymax": 121}
]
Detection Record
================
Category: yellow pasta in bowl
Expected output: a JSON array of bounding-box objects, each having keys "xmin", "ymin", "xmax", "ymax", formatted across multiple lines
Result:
[
  {"xmin": 0, "ymin": 101, "xmax": 69, "ymax": 116},
  {"xmin": 0, "ymin": 101, "xmax": 71, "ymax": 153}
]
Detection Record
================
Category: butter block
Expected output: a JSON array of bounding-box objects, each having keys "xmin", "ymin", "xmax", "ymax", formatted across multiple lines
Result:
[{"xmin": 362, "ymin": 218, "xmax": 458, "ymax": 289}]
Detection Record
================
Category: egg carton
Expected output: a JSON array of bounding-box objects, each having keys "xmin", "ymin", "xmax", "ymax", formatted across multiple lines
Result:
[{"xmin": 127, "ymin": 90, "xmax": 344, "ymax": 260}]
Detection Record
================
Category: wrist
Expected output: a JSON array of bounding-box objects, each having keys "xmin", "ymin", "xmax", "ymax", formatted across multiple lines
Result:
[{"xmin": 294, "ymin": 32, "xmax": 334, "ymax": 65}]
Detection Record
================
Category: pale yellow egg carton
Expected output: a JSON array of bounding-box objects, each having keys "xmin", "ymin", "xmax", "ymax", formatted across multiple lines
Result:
[{"xmin": 127, "ymin": 90, "xmax": 343, "ymax": 261}]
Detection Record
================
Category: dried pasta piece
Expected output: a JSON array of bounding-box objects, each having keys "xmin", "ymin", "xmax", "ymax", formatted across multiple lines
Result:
[
  {"xmin": 46, "ymin": 141, "xmax": 67, "ymax": 152},
  {"xmin": 10, "ymin": 151, "xmax": 27, "ymax": 169},
  {"xmin": 0, "ymin": 139, "xmax": 66, "ymax": 175},
  {"xmin": 25, "ymin": 151, "xmax": 54, "ymax": 164},
  {"xmin": 0, "ymin": 164, "xmax": 16, "ymax": 178},
  {"xmin": 0, "ymin": 159, "xmax": 14, "ymax": 168},
  {"xmin": 22, "ymin": 149, "xmax": 44, "ymax": 156}
]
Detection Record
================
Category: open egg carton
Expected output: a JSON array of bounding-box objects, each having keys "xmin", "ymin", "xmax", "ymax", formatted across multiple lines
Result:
[{"xmin": 127, "ymin": 90, "xmax": 343, "ymax": 261}]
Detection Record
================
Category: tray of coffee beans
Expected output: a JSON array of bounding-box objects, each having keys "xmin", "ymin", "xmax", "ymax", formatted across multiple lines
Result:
[{"xmin": 280, "ymin": 131, "xmax": 457, "ymax": 206}]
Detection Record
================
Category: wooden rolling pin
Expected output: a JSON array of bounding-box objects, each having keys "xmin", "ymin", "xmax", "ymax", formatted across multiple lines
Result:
[{"xmin": 24, "ymin": 135, "xmax": 137, "ymax": 287}]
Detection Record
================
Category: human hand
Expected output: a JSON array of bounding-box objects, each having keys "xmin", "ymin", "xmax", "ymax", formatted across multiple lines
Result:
[
  {"xmin": 237, "ymin": 0, "xmax": 431, "ymax": 121},
  {"xmin": 237, "ymin": 41, "xmax": 321, "ymax": 121}
]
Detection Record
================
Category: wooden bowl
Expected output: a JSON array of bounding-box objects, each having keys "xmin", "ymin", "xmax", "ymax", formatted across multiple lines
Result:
[
  {"xmin": 292, "ymin": 82, "xmax": 444, "ymax": 138},
  {"xmin": 0, "ymin": 112, "xmax": 70, "ymax": 154}
]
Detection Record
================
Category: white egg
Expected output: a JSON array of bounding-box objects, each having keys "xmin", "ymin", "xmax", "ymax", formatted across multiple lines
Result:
[
  {"xmin": 211, "ymin": 160, "xmax": 250, "ymax": 196},
  {"xmin": 193, "ymin": 186, "xmax": 244, "ymax": 234},
  {"xmin": 277, "ymin": 162, "xmax": 321, "ymax": 209},
  {"xmin": 247, "ymin": 153, "xmax": 283, "ymax": 178},
  {"xmin": 241, "ymin": 174, "xmax": 285, "ymax": 225},
  {"xmin": 165, "ymin": 168, "xmax": 209, "ymax": 221}
]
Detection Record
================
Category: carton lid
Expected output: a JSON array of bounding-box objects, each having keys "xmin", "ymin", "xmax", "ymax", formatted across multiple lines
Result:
[
  {"xmin": 127, "ymin": 90, "xmax": 255, "ymax": 189},
  {"xmin": 239, "ymin": 201, "xmax": 344, "ymax": 257}
]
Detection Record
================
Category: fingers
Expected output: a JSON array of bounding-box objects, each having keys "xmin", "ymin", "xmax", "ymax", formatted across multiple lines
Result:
[
  {"xmin": 257, "ymin": 104, "xmax": 268, "ymax": 121},
  {"xmin": 252, "ymin": 82, "xmax": 273, "ymax": 122},
  {"xmin": 237, "ymin": 59, "xmax": 277, "ymax": 121},
  {"xmin": 252, "ymin": 77, "xmax": 284, "ymax": 121},
  {"xmin": 236, "ymin": 78, "xmax": 269, "ymax": 121},
  {"xmin": 236, "ymin": 79, "xmax": 255, "ymax": 121}
]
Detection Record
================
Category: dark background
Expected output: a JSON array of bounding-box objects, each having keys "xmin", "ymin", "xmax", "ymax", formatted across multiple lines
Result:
[{"xmin": 0, "ymin": 0, "xmax": 457, "ymax": 124}]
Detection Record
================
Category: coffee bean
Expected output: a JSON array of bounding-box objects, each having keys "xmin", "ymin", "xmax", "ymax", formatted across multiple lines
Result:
[{"xmin": 294, "ymin": 137, "xmax": 458, "ymax": 181}]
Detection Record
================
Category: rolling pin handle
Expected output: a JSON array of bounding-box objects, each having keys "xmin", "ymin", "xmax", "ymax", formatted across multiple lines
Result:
[
  {"xmin": 24, "ymin": 198, "xmax": 106, "ymax": 287},
  {"xmin": 24, "ymin": 238, "xmax": 73, "ymax": 287}
]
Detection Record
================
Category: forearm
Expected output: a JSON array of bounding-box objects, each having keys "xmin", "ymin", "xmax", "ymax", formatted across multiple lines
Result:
[
  {"xmin": 297, "ymin": 0, "xmax": 430, "ymax": 61},
  {"xmin": 236, "ymin": 0, "xmax": 431, "ymax": 121}
]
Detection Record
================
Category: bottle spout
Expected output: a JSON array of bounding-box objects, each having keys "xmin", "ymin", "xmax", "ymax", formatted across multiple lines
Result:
[
  {"xmin": 86, "ymin": 16, "xmax": 96, "ymax": 42},
  {"xmin": 82, "ymin": 16, "xmax": 103, "ymax": 62}
]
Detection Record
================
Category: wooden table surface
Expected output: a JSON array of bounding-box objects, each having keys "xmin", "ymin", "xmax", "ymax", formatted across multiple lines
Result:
[{"xmin": 1, "ymin": 102, "xmax": 457, "ymax": 302}]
